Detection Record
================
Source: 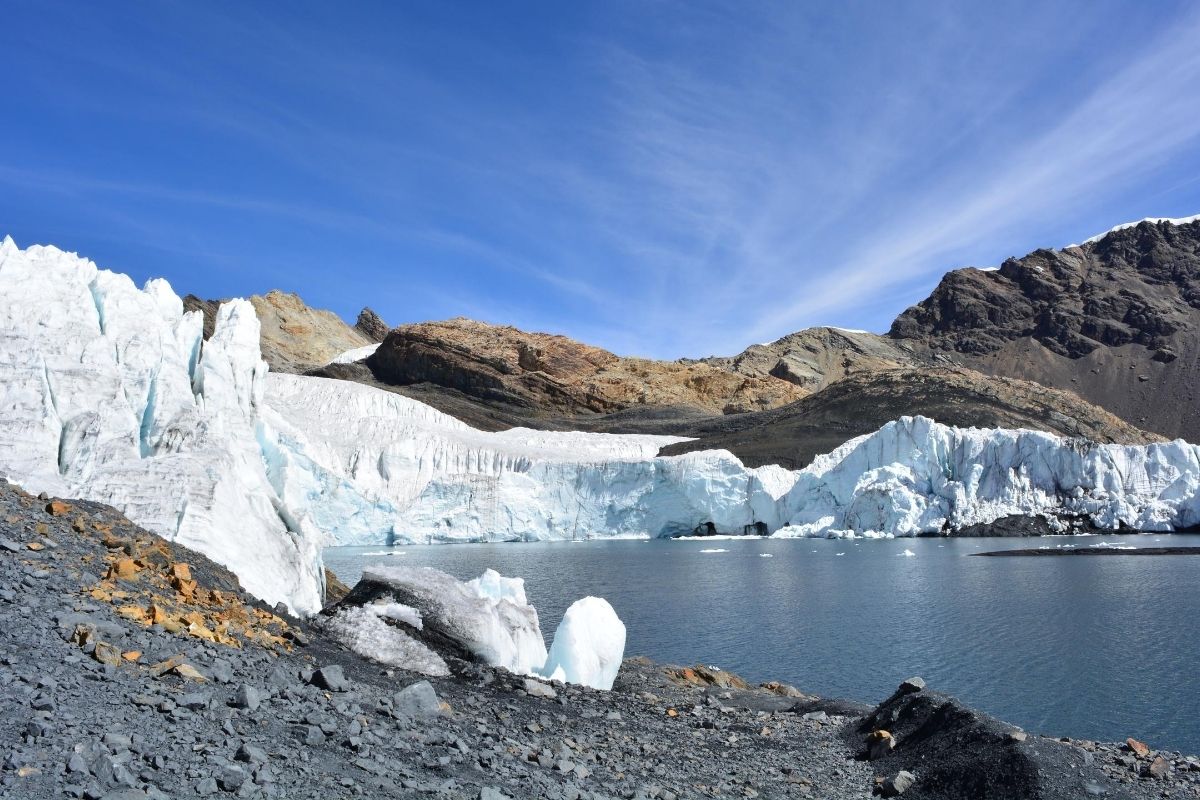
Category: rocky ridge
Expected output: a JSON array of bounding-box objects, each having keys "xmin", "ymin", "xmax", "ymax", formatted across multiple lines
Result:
[
  {"xmin": 3, "ymin": 483, "xmax": 1198, "ymax": 800},
  {"xmin": 695, "ymin": 326, "xmax": 924, "ymax": 393},
  {"xmin": 889, "ymin": 218, "xmax": 1200, "ymax": 441}
]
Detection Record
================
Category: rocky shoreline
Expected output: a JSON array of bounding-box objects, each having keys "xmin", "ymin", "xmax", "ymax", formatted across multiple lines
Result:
[{"xmin": 2, "ymin": 483, "xmax": 1198, "ymax": 800}]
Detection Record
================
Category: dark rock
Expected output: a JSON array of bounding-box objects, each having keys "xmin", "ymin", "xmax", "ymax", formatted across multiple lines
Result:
[
  {"xmin": 310, "ymin": 665, "xmax": 349, "ymax": 692},
  {"xmin": 394, "ymin": 681, "xmax": 441, "ymax": 720},
  {"xmin": 881, "ymin": 770, "xmax": 916, "ymax": 797},
  {"xmin": 355, "ymin": 308, "xmax": 391, "ymax": 343}
]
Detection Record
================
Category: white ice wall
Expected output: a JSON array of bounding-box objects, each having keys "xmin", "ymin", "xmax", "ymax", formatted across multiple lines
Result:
[{"xmin": 0, "ymin": 237, "xmax": 323, "ymax": 614}]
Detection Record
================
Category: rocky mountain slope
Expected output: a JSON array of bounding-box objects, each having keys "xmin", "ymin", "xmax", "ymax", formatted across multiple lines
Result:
[
  {"xmin": 183, "ymin": 290, "xmax": 381, "ymax": 374},
  {"xmin": 661, "ymin": 367, "xmax": 1162, "ymax": 469},
  {"xmin": 889, "ymin": 218, "xmax": 1200, "ymax": 441}
]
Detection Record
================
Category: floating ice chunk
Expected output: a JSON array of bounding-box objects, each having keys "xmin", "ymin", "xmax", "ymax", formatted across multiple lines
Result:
[
  {"xmin": 698, "ymin": 548, "xmax": 728, "ymax": 553},
  {"xmin": 758, "ymin": 553, "xmax": 773, "ymax": 558},
  {"xmin": 901, "ymin": 549, "xmax": 916, "ymax": 557},
  {"xmin": 541, "ymin": 597, "xmax": 626, "ymax": 691},
  {"xmin": 322, "ymin": 604, "xmax": 448, "ymax": 676}
]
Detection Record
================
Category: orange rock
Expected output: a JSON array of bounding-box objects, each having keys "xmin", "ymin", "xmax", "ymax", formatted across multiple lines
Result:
[
  {"xmin": 149, "ymin": 655, "xmax": 184, "ymax": 676},
  {"xmin": 116, "ymin": 605, "xmax": 150, "ymax": 623},
  {"xmin": 122, "ymin": 650, "xmax": 142, "ymax": 662},
  {"xmin": 44, "ymin": 500, "xmax": 72, "ymax": 515},
  {"xmin": 1127, "ymin": 738, "xmax": 1150, "ymax": 758},
  {"xmin": 107, "ymin": 558, "xmax": 140, "ymax": 580},
  {"xmin": 150, "ymin": 605, "xmax": 171, "ymax": 625},
  {"xmin": 89, "ymin": 587, "xmax": 111, "ymax": 602},
  {"xmin": 26, "ymin": 542, "xmax": 44, "ymax": 551},
  {"xmin": 170, "ymin": 563, "xmax": 192, "ymax": 581},
  {"xmin": 666, "ymin": 708, "xmax": 678, "ymax": 717},
  {"xmin": 172, "ymin": 577, "xmax": 198, "ymax": 597}
]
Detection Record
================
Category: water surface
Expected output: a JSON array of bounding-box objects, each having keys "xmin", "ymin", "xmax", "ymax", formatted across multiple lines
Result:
[{"xmin": 326, "ymin": 534, "xmax": 1200, "ymax": 752}]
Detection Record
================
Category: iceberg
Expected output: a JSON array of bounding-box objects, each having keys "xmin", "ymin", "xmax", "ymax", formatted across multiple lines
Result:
[{"xmin": 541, "ymin": 597, "xmax": 627, "ymax": 691}]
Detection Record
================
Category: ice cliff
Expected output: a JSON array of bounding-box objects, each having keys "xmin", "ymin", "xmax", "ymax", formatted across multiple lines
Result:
[
  {"xmin": 0, "ymin": 237, "xmax": 323, "ymax": 614},
  {"xmin": 261, "ymin": 373, "xmax": 1200, "ymax": 543}
]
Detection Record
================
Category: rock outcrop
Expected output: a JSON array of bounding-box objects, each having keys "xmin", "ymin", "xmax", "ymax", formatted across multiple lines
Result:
[
  {"xmin": 698, "ymin": 326, "xmax": 924, "ymax": 393},
  {"xmin": 185, "ymin": 290, "xmax": 373, "ymax": 374},
  {"xmin": 366, "ymin": 317, "xmax": 805, "ymax": 419},
  {"xmin": 355, "ymin": 307, "xmax": 390, "ymax": 342},
  {"xmin": 890, "ymin": 218, "xmax": 1200, "ymax": 441},
  {"xmin": 660, "ymin": 367, "xmax": 1161, "ymax": 468}
]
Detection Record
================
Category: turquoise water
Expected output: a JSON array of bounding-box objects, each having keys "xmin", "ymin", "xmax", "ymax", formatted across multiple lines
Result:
[{"xmin": 326, "ymin": 534, "xmax": 1200, "ymax": 752}]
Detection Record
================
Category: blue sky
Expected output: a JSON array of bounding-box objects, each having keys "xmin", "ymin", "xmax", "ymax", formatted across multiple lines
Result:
[{"xmin": 4, "ymin": 1, "xmax": 1200, "ymax": 359}]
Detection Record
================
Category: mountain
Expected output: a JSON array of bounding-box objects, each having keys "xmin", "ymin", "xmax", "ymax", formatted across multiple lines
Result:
[
  {"xmin": 889, "ymin": 217, "xmax": 1200, "ymax": 441},
  {"xmin": 183, "ymin": 290, "xmax": 376, "ymax": 374},
  {"xmin": 660, "ymin": 367, "xmax": 1162, "ymax": 468}
]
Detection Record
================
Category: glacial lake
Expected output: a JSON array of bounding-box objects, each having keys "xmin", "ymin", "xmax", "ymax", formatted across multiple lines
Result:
[{"xmin": 326, "ymin": 534, "xmax": 1200, "ymax": 753}]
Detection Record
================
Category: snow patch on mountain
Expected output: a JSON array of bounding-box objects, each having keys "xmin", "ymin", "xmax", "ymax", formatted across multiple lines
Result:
[
  {"xmin": 328, "ymin": 343, "xmax": 380, "ymax": 365},
  {"xmin": 1066, "ymin": 213, "xmax": 1200, "ymax": 247}
]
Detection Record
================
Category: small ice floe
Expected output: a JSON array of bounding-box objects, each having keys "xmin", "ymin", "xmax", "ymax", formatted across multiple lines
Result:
[
  {"xmin": 758, "ymin": 553, "xmax": 774, "ymax": 558},
  {"xmin": 835, "ymin": 552, "xmax": 846, "ymax": 556},
  {"xmin": 1094, "ymin": 542, "xmax": 1136, "ymax": 550},
  {"xmin": 361, "ymin": 550, "xmax": 406, "ymax": 557},
  {"xmin": 900, "ymin": 549, "xmax": 916, "ymax": 557},
  {"xmin": 699, "ymin": 548, "xmax": 728, "ymax": 554}
]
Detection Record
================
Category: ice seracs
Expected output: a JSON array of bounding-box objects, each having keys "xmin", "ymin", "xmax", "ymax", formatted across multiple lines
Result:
[{"xmin": 0, "ymin": 237, "xmax": 323, "ymax": 614}]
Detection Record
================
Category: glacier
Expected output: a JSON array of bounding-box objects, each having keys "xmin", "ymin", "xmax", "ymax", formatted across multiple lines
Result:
[
  {"xmin": 5, "ymin": 235, "xmax": 1200, "ymax": 623},
  {"xmin": 259, "ymin": 372, "xmax": 1200, "ymax": 543}
]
